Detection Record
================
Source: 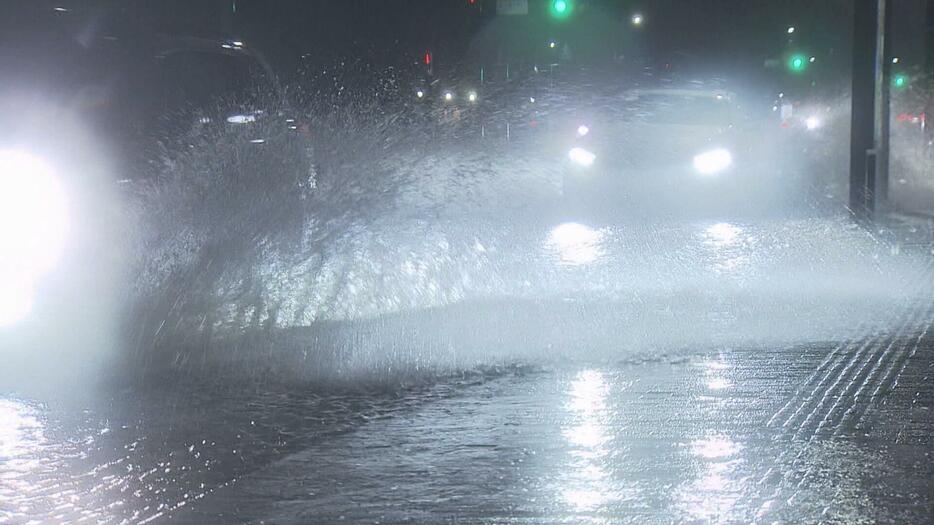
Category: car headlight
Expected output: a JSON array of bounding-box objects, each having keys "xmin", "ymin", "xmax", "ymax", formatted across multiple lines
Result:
[
  {"xmin": 568, "ymin": 147, "xmax": 596, "ymax": 167},
  {"xmin": 692, "ymin": 148, "xmax": 732, "ymax": 175},
  {"xmin": 805, "ymin": 116, "xmax": 821, "ymax": 131},
  {"xmin": 0, "ymin": 150, "xmax": 68, "ymax": 326}
]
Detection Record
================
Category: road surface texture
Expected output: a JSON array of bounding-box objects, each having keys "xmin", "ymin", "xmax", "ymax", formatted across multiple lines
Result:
[{"xmin": 3, "ymin": 212, "xmax": 934, "ymax": 524}]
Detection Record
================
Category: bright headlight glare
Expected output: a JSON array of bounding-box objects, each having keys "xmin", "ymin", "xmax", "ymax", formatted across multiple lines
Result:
[
  {"xmin": 568, "ymin": 147, "xmax": 596, "ymax": 167},
  {"xmin": 577, "ymin": 124, "xmax": 590, "ymax": 137},
  {"xmin": 0, "ymin": 150, "xmax": 69, "ymax": 317},
  {"xmin": 805, "ymin": 116, "xmax": 821, "ymax": 130},
  {"xmin": 692, "ymin": 148, "xmax": 732, "ymax": 175},
  {"xmin": 0, "ymin": 274, "xmax": 34, "ymax": 327}
]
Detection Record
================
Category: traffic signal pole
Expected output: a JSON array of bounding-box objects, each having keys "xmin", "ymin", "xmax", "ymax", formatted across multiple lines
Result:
[{"xmin": 849, "ymin": 0, "xmax": 893, "ymax": 219}]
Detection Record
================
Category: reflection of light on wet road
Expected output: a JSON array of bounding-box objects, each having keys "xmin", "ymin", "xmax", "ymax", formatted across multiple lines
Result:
[
  {"xmin": 547, "ymin": 223, "xmax": 605, "ymax": 266},
  {"xmin": 705, "ymin": 357, "xmax": 732, "ymax": 390},
  {"xmin": 705, "ymin": 222, "xmax": 741, "ymax": 247},
  {"xmin": 567, "ymin": 369, "xmax": 607, "ymax": 413},
  {"xmin": 701, "ymin": 222, "xmax": 750, "ymax": 272},
  {"xmin": 679, "ymin": 433, "xmax": 744, "ymax": 521},
  {"xmin": 0, "ymin": 398, "xmax": 121, "ymax": 524},
  {"xmin": 0, "ymin": 399, "xmax": 49, "ymax": 523},
  {"xmin": 692, "ymin": 435, "xmax": 741, "ymax": 459},
  {"xmin": 0, "ymin": 398, "xmax": 44, "ymax": 460},
  {"xmin": 567, "ymin": 421, "xmax": 607, "ymax": 450},
  {"xmin": 675, "ymin": 354, "xmax": 744, "ymax": 521},
  {"xmin": 561, "ymin": 370, "xmax": 611, "ymax": 511},
  {"xmin": 707, "ymin": 377, "xmax": 731, "ymax": 390}
]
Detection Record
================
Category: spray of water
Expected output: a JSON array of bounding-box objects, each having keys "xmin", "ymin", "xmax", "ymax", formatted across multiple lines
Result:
[{"xmin": 118, "ymin": 71, "xmax": 933, "ymax": 386}]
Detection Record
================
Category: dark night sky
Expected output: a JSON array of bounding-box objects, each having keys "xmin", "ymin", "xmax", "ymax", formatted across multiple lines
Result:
[{"xmin": 0, "ymin": 0, "xmax": 857, "ymax": 77}]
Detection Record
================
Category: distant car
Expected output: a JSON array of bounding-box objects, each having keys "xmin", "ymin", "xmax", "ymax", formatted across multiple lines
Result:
[
  {"xmin": 137, "ymin": 35, "xmax": 314, "ymax": 177},
  {"xmin": 4, "ymin": 5, "xmax": 312, "ymax": 183},
  {"xmin": 561, "ymin": 88, "xmax": 747, "ymax": 205}
]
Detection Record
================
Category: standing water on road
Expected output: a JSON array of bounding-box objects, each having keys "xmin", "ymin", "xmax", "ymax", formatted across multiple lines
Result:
[{"xmin": 2, "ymin": 2, "xmax": 934, "ymax": 523}]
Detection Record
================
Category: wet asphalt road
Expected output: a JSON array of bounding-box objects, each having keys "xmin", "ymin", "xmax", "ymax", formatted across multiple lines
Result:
[
  {"xmin": 183, "ymin": 319, "xmax": 934, "ymax": 524},
  {"xmin": 3, "ymin": 211, "xmax": 934, "ymax": 524}
]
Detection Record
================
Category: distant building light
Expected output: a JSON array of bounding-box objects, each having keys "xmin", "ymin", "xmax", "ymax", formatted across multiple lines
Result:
[
  {"xmin": 549, "ymin": 40, "xmax": 557, "ymax": 49},
  {"xmin": 467, "ymin": 91, "xmax": 478, "ymax": 102},
  {"xmin": 631, "ymin": 13, "xmax": 644, "ymax": 26},
  {"xmin": 416, "ymin": 90, "xmax": 425, "ymax": 99},
  {"xmin": 787, "ymin": 26, "xmax": 796, "ymax": 34},
  {"xmin": 892, "ymin": 57, "xmax": 900, "ymax": 64},
  {"xmin": 444, "ymin": 91, "xmax": 454, "ymax": 102}
]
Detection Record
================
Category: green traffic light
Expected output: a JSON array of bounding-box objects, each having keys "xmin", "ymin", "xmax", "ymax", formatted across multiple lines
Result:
[
  {"xmin": 893, "ymin": 74, "xmax": 908, "ymax": 89},
  {"xmin": 788, "ymin": 54, "xmax": 807, "ymax": 73},
  {"xmin": 550, "ymin": 0, "xmax": 572, "ymax": 18}
]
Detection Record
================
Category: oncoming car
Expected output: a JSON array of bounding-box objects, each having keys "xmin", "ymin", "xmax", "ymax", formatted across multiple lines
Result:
[{"xmin": 561, "ymin": 88, "xmax": 754, "ymax": 209}]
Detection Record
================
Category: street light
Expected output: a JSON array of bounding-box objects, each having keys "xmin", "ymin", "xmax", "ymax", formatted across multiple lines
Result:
[
  {"xmin": 631, "ymin": 13, "xmax": 644, "ymax": 26},
  {"xmin": 787, "ymin": 26, "xmax": 796, "ymax": 34}
]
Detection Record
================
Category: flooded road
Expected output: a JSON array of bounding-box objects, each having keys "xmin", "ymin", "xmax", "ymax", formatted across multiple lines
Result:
[
  {"xmin": 3, "ymin": 210, "xmax": 934, "ymax": 524},
  {"xmin": 4, "ymin": 83, "xmax": 934, "ymax": 525},
  {"xmin": 6, "ymin": 322, "xmax": 933, "ymax": 524},
  {"xmin": 3, "ymin": 2, "xmax": 934, "ymax": 523},
  {"xmin": 190, "ymin": 333, "xmax": 934, "ymax": 524}
]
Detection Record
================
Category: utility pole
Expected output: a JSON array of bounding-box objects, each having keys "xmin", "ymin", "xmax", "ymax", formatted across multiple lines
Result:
[{"xmin": 849, "ymin": 0, "xmax": 892, "ymax": 219}]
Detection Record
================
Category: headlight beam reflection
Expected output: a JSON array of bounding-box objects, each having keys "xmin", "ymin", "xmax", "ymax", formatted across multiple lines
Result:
[
  {"xmin": 561, "ymin": 370, "xmax": 612, "ymax": 511},
  {"xmin": 547, "ymin": 223, "xmax": 605, "ymax": 266}
]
